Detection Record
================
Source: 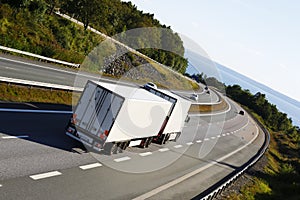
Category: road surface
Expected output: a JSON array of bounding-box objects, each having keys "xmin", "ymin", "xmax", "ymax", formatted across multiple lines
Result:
[{"xmin": 0, "ymin": 98, "xmax": 264, "ymax": 199}]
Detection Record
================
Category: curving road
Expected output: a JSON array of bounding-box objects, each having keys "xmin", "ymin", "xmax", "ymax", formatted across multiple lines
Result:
[
  {"xmin": 0, "ymin": 54, "xmax": 265, "ymax": 199},
  {"xmin": 0, "ymin": 53, "xmax": 220, "ymax": 104},
  {"xmin": 0, "ymin": 97, "xmax": 265, "ymax": 200}
]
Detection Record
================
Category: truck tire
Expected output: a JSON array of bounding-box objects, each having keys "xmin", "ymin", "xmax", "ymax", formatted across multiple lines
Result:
[
  {"xmin": 104, "ymin": 143, "xmax": 118, "ymax": 155},
  {"xmin": 156, "ymin": 134, "xmax": 164, "ymax": 145},
  {"xmin": 140, "ymin": 139, "xmax": 147, "ymax": 148},
  {"xmin": 174, "ymin": 132, "xmax": 181, "ymax": 142},
  {"xmin": 163, "ymin": 133, "xmax": 171, "ymax": 144},
  {"xmin": 145, "ymin": 137, "xmax": 153, "ymax": 148}
]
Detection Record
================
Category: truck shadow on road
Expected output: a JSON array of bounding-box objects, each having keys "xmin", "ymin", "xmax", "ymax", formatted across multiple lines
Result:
[{"xmin": 0, "ymin": 111, "xmax": 85, "ymax": 152}]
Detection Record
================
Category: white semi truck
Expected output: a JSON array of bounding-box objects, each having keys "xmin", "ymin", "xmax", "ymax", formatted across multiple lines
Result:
[{"xmin": 66, "ymin": 80, "xmax": 191, "ymax": 154}]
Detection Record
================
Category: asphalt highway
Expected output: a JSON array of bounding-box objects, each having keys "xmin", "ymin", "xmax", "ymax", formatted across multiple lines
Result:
[
  {"xmin": 0, "ymin": 97, "xmax": 265, "ymax": 200},
  {"xmin": 0, "ymin": 53, "xmax": 265, "ymax": 199},
  {"xmin": 0, "ymin": 53, "xmax": 220, "ymax": 104}
]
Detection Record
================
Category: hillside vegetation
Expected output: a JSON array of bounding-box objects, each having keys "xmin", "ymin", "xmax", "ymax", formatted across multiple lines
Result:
[
  {"xmin": 188, "ymin": 73, "xmax": 300, "ymax": 199},
  {"xmin": 226, "ymin": 85, "xmax": 300, "ymax": 199},
  {"xmin": 0, "ymin": 0, "xmax": 188, "ymax": 73}
]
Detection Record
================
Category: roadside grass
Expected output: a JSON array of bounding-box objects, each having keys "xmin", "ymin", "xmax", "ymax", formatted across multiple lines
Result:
[
  {"xmin": 227, "ymin": 109, "xmax": 300, "ymax": 200},
  {"xmin": 0, "ymin": 82, "xmax": 226, "ymax": 114},
  {"xmin": 0, "ymin": 83, "xmax": 78, "ymax": 106},
  {"xmin": 147, "ymin": 59, "xmax": 199, "ymax": 90},
  {"xmin": 189, "ymin": 99, "xmax": 228, "ymax": 113}
]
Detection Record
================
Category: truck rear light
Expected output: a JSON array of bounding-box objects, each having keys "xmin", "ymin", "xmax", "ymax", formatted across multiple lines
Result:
[
  {"xmin": 71, "ymin": 114, "xmax": 78, "ymax": 124},
  {"xmin": 95, "ymin": 142, "xmax": 102, "ymax": 148},
  {"xmin": 99, "ymin": 133, "xmax": 106, "ymax": 140},
  {"xmin": 67, "ymin": 127, "xmax": 75, "ymax": 133}
]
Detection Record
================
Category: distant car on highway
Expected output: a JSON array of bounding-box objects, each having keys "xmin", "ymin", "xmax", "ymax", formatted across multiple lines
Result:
[
  {"xmin": 190, "ymin": 93, "xmax": 198, "ymax": 101},
  {"xmin": 143, "ymin": 82, "xmax": 157, "ymax": 89}
]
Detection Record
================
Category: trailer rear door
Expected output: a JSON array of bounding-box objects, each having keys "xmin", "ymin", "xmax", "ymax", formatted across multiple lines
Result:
[{"xmin": 75, "ymin": 83, "xmax": 124, "ymax": 138}]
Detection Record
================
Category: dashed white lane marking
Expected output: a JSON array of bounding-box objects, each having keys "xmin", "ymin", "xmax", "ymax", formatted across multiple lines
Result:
[
  {"xmin": 132, "ymin": 122, "xmax": 259, "ymax": 200},
  {"xmin": 186, "ymin": 142, "xmax": 193, "ymax": 146},
  {"xmin": 0, "ymin": 184, "xmax": 2, "ymax": 187},
  {"xmin": 196, "ymin": 140, "xmax": 202, "ymax": 143},
  {"xmin": 139, "ymin": 152, "xmax": 152, "ymax": 157},
  {"xmin": 30, "ymin": 171, "xmax": 62, "ymax": 180},
  {"xmin": 2, "ymin": 135, "xmax": 28, "ymax": 139},
  {"xmin": 211, "ymin": 137, "xmax": 216, "ymax": 140},
  {"xmin": 227, "ymin": 133, "xmax": 230, "ymax": 136},
  {"xmin": 204, "ymin": 138, "xmax": 210, "ymax": 141},
  {"xmin": 217, "ymin": 135, "xmax": 221, "ymax": 138},
  {"xmin": 79, "ymin": 163, "xmax": 102, "ymax": 170},
  {"xmin": 174, "ymin": 145, "xmax": 183, "ymax": 149},
  {"xmin": 158, "ymin": 148, "xmax": 169, "ymax": 152},
  {"xmin": 222, "ymin": 134, "xmax": 226, "ymax": 136},
  {"xmin": 114, "ymin": 156, "xmax": 131, "ymax": 162}
]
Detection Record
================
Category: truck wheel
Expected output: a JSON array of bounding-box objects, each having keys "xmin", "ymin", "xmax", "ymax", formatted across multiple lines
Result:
[
  {"xmin": 145, "ymin": 137, "xmax": 153, "ymax": 148},
  {"xmin": 140, "ymin": 139, "xmax": 147, "ymax": 148},
  {"xmin": 117, "ymin": 146, "xmax": 123, "ymax": 153},
  {"xmin": 174, "ymin": 132, "xmax": 181, "ymax": 142},
  {"xmin": 158, "ymin": 134, "xmax": 166, "ymax": 145},
  {"xmin": 163, "ymin": 134, "xmax": 170, "ymax": 144},
  {"xmin": 118, "ymin": 142, "xmax": 127, "ymax": 153},
  {"xmin": 104, "ymin": 143, "xmax": 118, "ymax": 155}
]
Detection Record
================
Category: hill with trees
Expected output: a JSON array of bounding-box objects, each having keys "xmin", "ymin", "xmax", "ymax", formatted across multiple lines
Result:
[{"xmin": 0, "ymin": 0, "xmax": 188, "ymax": 73}]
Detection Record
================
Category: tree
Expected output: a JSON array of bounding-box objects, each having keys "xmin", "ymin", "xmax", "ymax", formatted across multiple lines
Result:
[
  {"xmin": 62, "ymin": 0, "xmax": 100, "ymax": 30},
  {"xmin": 45, "ymin": 0, "xmax": 60, "ymax": 14}
]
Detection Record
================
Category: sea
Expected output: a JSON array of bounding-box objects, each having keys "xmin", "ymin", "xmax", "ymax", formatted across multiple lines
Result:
[{"xmin": 185, "ymin": 49, "xmax": 300, "ymax": 127}]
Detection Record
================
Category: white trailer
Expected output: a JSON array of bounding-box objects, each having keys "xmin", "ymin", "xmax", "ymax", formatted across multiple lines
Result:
[
  {"xmin": 161, "ymin": 91, "xmax": 191, "ymax": 141},
  {"xmin": 142, "ymin": 86, "xmax": 191, "ymax": 144},
  {"xmin": 66, "ymin": 80, "xmax": 173, "ymax": 154}
]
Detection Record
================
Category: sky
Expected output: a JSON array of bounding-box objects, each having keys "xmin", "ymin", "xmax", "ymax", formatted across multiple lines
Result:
[{"xmin": 124, "ymin": 0, "xmax": 300, "ymax": 102}]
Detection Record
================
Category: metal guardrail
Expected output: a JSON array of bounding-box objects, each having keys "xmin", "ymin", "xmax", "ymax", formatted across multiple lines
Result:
[
  {"xmin": 194, "ymin": 112, "xmax": 270, "ymax": 200},
  {"xmin": 0, "ymin": 45, "xmax": 80, "ymax": 68}
]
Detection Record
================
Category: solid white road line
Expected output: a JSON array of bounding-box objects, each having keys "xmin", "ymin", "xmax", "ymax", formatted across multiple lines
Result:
[
  {"xmin": 186, "ymin": 142, "xmax": 193, "ymax": 146},
  {"xmin": 79, "ymin": 163, "xmax": 102, "ymax": 170},
  {"xmin": 114, "ymin": 156, "xmax": 131, "ymax": 162},
  {"xmin": 139, "ymin": 152, "xmax": 153, "ymax": 157},
  {"xmin": 30, "ymin": 171, "xmax": 62, "ymax": 180},
  {"xmin": 158, "ymin": 148, "xmax": 169, "ymax": 152},
  {"xmin": 2, "ymin": 135, "xmax": 28, "ymax": 139},
  {"xmin": 132, "ymin": 122, "xmax": 259, "ymax": 200},
  {"xmin": 0, "ymin": 56, "xmax": 75, "ymax": 74},
  {"xmin": 174, "ymin": 145, "xmax": 183, "ymax": 149}
]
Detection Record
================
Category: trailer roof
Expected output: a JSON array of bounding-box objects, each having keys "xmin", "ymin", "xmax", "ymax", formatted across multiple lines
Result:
[
  {"xmin": 90, "ymin": 81, "xmax": 170, "ymax": 103},
  {"xmin": 154, "ymin": 88, "xmax": 191, "ymax": 104}
]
